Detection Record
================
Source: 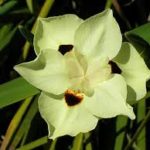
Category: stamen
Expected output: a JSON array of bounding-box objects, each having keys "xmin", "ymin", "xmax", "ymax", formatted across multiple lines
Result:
[
  {"xmin": 109, "ymin": 61, "xmax": 122, "ymax": 74},
  {"xmin": 64, "ymin": 89, "xmax": 83, "ymax": 106},
  {"xmin": 58, "ymin": 45, "xmax": 73, "ymax": 55}
]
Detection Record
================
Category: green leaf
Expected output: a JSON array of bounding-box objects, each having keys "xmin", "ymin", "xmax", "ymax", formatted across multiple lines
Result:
[
  {"xmin": 125, "ymin": 23, "xmax": 150, "ymax": 66},
  {"xmin": 26, "ymin": 0, "xmax": 34, "ymax": 13},
  {"xmin": 125, "ymin": 23, "xmax": 150, "ymax": 45},
  {"xmin": 105, "ymin": 0, "xmax": 112, "ymax": 9},
  {"xmin": 0, "ymin": 77, "xmax": 39, "ymax": 108},
  {"xmin": 18, "ymin": 25, "xmax": 33, "ymax": 45},
  {"xmin": 0, "ymin": 0, "xmax": 17, "ymax": 15},
  {"xmin": 0, "ymin": 97, "xmax": 32, "ymax": 150},
  {"xmin": 0, "ymin": 24, "xmax": 17, "ymax": 52},
  {"xmin": 9, "ymin": 97, "xmax": 38, "ymax": 149},
  {"xmin": 136, "ymin": 100, "xmax": 146, "ymax": 150},
  {"xmin": 84, "ymin": 133, "xmax": 92, "ymax": 150},
  {"xmin": 124, "ymin": 110, "xmax": 150, "ymax": 150},
  {"xmin": 0, "ymin": 0, "xmax": 4, "ymax": 5},
  {"xmin": 114, "ymin": 116, "xmax": 128, "ymax": 150},
  {"xmin": 16, "ymin": 136, "xmax": 48, "ymax": 150}
]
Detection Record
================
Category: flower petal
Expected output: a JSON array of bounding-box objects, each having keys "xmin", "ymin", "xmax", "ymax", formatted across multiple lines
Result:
[
  {"xmin": 38, "ymin": 92, "xmax": 98, "ymax": 139},
  {"xmin": 84, "ymin": 74, "xmax": 135, "ymax": 119},
  {"xmin": 34, "ymin": 14, "xmax": 83, "ymax": 54},
  {"xmin": 114, "ymin": 42, "xmax": 150, "ymax": 100},
  {"xmin": 64, "ymin": 50, "xmax": 84, "ymax": 85},
  {"xmin": 63, "ymin": 50, "xmax": 92, "ymax": 95},
  {"xmin": 14, "ymin": 49, "xmax": 70, "ymax": 94},
  {"xmin": 74, "ymin": 9, "xmax": 122, "ymax": 59},
  {"xmin": 85, "ymin": 56, "xmax": 111, "ymax": 88}
]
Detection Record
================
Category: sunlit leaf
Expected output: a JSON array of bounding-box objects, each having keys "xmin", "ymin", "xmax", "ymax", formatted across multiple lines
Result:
[
  {"xmin": 26, "ymin": 0, "xmax": 34, "ymax": 13},
  {"xmin": 0, "ymin": 0, "xmax": 4, "ymax": 5},
  {"xmin": 72, "ymin": 133, "xmax": 83, "ymax": 150},
  {"xmin": 0, "ymin": 98, "xmax": 32, "ymax": 150},
  {"xmin": 10, "ymin": 97, "xmax": 38, "ymax": 149}
]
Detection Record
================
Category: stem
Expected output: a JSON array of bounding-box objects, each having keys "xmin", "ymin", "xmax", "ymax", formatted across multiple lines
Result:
[
  {"xmin": 22, "ymin": 0, "xmax": 54, "ymax": 60},
  {"xmin": 31, "ymin": 0, "xmax": 54, "ymax": 33},
  {"xmin": 49, "ymin": 139, "xmax": 57, "ymax": 150},
  {"xmin": 112, "ymin": 0, "xmax": 131, "ymax": 29},
  {"xmin": 124, "ymin": 110, "xmax": 150, "ymax": 150},
  {"xmin": 72, "ymin": 133, "xmax": 83, "ymax": 150},
  {"xmin": 105, "ymin": 0, "xmax": 112, "ymax": 9}
]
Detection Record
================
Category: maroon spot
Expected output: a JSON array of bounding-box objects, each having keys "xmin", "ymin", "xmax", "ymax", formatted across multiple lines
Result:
[
  {"xmin": 58, "ymin": 45, "xmax": 73, "ymax": 55},
  {"xmin": 109, "ymin": 61, "xmax": 122, "ymax": 74},
  {"xmin": 65, "ymin": 89, "xmax": 83, "ymax": 106}
]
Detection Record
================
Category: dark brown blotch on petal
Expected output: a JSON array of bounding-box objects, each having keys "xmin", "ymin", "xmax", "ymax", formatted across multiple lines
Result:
[
  {"xmin": 109, "ymin": 61, "xmax": 122, "ymax": 74},
  {"xmin": 58, "ymin": 45, "xmax": 73, "ymax": 55},
  {"xmin": 65, "ymin": 89, "xmax": 83, "ymax": 106}
]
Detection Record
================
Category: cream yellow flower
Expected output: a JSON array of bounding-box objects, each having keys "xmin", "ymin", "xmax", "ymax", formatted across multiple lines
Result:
[{"xmin": 14, "ymin": 9, "xmax": 150, "ymax": 139}]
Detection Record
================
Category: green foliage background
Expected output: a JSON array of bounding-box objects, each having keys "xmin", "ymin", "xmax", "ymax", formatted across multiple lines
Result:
[{"xmin": 0, "ymin": 0, "xmax": 150, "ymax": 150}]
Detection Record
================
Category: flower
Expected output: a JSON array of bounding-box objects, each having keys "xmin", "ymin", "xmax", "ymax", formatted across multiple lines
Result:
[{"xmin": 14, "ymin": 9, "xmax": 150, "ymax": 139}]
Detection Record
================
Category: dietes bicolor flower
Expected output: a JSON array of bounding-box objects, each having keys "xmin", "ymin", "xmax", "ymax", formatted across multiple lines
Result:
[{"xmin": 14, "ymin": 9, "xmax": 150, "ymax": 139}]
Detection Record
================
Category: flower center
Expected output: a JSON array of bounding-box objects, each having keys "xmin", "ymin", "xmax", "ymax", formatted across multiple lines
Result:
[
  {"xmin": 58, "ymin": 44, "xmax": 73, "ymax": 55},
  {"xmin": 64, "ymin": 89, "xmax": 84, "ymax": 106}
]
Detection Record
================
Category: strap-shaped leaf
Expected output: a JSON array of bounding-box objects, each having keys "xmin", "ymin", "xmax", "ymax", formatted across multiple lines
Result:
[
  {"xmin": 0, "ymin": 24, "xmax": 17, "ymax": 52},
  {"xmin": 0, "ymin": 77, "xmax": 39, "ymax": 108},
  {"xmin": 125, "ymin": 23, "xmax": 150, "ymax": 67},
  {"xmin": 18, "ymin": 25, "xmax": 33, "ymax": 45},
  {"xmin": 125, "ymin": 23, "xmax": 150, "ymax": 45},
  {"xmin": 26, "ymin": 0, "xmax": 34, "ymax": 13},
  {"xmin": 0, "ymin": 0, "xmax": 17, "ymax": 15}
]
